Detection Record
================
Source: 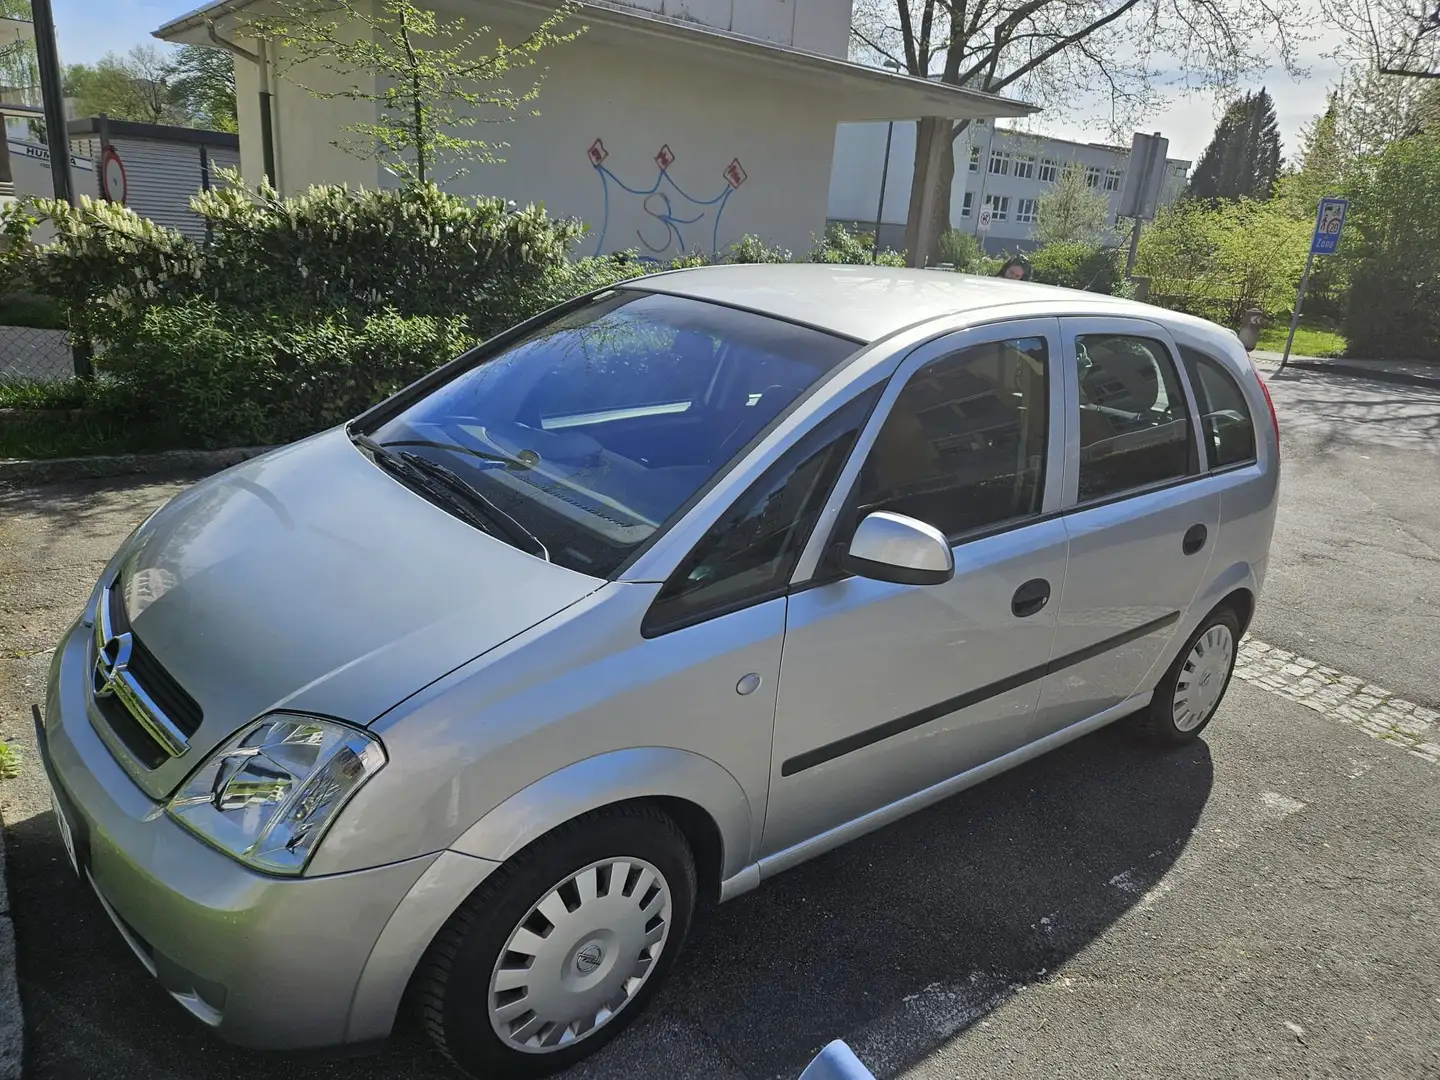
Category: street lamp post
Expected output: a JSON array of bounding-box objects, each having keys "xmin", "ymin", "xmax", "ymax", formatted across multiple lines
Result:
[{"xmin": 871, "ymin": 60, "xmax": 902, "ymax": 261}]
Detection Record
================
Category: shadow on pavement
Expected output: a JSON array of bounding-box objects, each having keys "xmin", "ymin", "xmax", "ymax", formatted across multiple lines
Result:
[{"xmin": 13, "ymin": 724, "xmax": 1213, "ymax": 1080}]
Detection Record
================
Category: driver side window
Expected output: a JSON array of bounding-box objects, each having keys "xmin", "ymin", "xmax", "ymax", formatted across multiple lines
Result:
[{"xmin": 1075, "ymin": 334, "xmax": 1196, "ymax": 503}]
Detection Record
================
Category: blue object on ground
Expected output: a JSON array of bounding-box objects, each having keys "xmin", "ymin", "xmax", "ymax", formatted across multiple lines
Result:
[{"xmin": 797, "ymin": 1039, "xmax": 877, "ymax": 1080}]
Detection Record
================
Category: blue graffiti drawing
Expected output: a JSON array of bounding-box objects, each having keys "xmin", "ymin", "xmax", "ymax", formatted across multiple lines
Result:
[{"xmin": 587, "ymin": 140, "xmax": 747, "ymax": 260}]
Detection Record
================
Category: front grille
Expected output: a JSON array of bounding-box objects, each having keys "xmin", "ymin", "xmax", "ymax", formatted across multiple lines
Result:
[
  {"xmin": 105, "ymin": 586, "xmax": 203, "ymax": 734},
  {"xmin": 91, "ymin": 577, "xmax": 203, "ymax": 769}
]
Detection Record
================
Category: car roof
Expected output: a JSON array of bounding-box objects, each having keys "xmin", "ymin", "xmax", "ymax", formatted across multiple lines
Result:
[{"xmin": 632, "ymin": 263, "xmax": 1224, "ymax": 348}]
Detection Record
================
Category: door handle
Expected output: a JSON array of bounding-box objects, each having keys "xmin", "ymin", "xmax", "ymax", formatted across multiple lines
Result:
[
  {"xmin": 1183, "ymin": 524, "xmax": 1208, "ymax": 556},
  {"xmin": 1011, "ymin": 578, "xmax": 1051, "ymax": 618}
]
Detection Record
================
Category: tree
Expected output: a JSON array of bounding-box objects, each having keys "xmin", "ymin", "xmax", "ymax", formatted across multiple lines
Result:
[
  {"xmin": 848, "ymin": 0, "xmax": 1308, "ymax": 264},
  {"xmin": 165, "ymin": 45, "xmax": 237, "ymax": 132},
  {"xmin": 1188, "ymin": 90, "xmax": 1284, "ymax": 200},
  {"xmin": 1034, "ymin": 164, "xmax": 1111, "ymax": 246},
  {"xmin": 64, "ymin": 45, "xmax": 186, "ymax": 125},
  {"xmin": 1340, "ymin": 131, "xmax": 1440, "ymax": 357},
  {"xmin": 1322, "ymin": 0, "xmax": 1439, "ymax": 78},
  {"xmin": 243, "ymin": 0, "xmax": 582, "ymax": 185}
]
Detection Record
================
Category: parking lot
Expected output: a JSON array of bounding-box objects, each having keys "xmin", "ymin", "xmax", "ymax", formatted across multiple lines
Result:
[{"xmin": 2, "ymin": 366, "xmax": 1438, "ymax": 1080}]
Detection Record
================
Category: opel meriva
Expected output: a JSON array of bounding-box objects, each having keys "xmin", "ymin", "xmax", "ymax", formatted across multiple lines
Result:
[{"xmin": 39, "ymin": 265, "xmax": 1279, "ymax": 1077}]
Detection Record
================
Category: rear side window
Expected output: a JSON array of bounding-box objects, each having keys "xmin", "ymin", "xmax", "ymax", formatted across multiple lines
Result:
[
  {"xmin": 1074, "ymin": 334, "xmax": 1195, "ymax": 502},
  {"xmin": 643, "ymin": 387, "xmax": 882, "ymax": 635},
  {"xmin": 1181, "ymin": 346, "xmax": 1257, "ymax": 469},
  {"xmin": 852, "ymin": 335, "xmax": 1050, "ymax": 539}
]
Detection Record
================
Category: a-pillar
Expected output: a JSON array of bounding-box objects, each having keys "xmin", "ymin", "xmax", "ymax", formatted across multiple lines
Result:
[{"xmin": 904, "ymin": 116, "xmax": 948, "ymax": 269}]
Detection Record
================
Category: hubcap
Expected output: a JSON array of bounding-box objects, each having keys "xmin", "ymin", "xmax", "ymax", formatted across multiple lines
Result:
[
  {"xmin": 1172, "ymin": 623, "xmax": 1235, "ymax": 732},
  {"xmin": 488, "ymin": 857, "xmax": 672, "ymax": 1054}
]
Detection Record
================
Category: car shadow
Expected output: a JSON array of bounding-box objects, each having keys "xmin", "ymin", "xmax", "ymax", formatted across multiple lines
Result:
[{"xmin": 12, "ymin": 723, "xmax": 1213, "ymax": 1080}]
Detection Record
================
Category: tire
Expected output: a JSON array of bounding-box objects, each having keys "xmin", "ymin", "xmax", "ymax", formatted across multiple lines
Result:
[
  {"xmin": 1132, "ymin": 605, "xmax": 1241, "ymax": 745},
  {"xmin": 415, "ymin": 803, "xmax": 697, "ymax": 1079}
]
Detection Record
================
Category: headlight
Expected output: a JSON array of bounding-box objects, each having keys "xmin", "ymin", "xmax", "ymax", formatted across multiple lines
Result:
[{"xmin": 167, "ymin": 713, "xmax": 386, "ymax": 875}]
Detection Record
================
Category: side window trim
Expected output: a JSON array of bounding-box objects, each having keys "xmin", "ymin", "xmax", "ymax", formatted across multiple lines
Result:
[
  {"xmin": 1057, "ymin": 316, "xmax": 1209, "ymax": 509},
  {"xmin": 790, "ymin": 317, "xmax": 1066, "ymax": 587}
]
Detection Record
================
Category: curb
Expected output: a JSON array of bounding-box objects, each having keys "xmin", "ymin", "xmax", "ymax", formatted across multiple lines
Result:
[
  {"xmin": 0, "ymin": 446, "xmax": 276, "ymax": 487},
  {"xmin": 0, "ymin": 824, "xmax": 20, "ymax": 1080},
  {"xmin": 1281, "ymin": 359, "xmax": 1440, "ymax": 391}
]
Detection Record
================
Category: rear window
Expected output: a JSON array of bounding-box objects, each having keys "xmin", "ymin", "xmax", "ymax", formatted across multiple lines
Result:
[
  {"xmin": 366, "ymin": 291, "xmax": 857, "ymax": 576},
  {"xmin": 1181, "ymin": 346, "xmax": 1257, "ymax": 469}
]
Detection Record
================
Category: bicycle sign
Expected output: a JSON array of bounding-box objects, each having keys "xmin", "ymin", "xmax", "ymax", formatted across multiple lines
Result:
[{"xmin": 1311, "ymin": 197, "xmax": 1347, "ymax": 255}]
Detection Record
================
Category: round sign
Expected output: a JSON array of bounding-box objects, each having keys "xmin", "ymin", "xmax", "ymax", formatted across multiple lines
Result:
[{"xmin": 100, "ymin": 147, "xmax": 127, "ymax": 204}]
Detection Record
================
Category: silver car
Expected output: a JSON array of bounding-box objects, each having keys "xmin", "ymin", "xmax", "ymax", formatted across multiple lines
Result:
[{"xmin": 38, "ymin": 265, "xmax": 1279, "ymax": 1077}]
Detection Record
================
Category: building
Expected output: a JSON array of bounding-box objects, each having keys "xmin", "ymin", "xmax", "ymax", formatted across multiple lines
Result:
[
  {"xmin": 153, "ymin": 0, "xmax": 1032, "ymax": 262},
  {"xmin": 829, "ymin": 121, "xmax": 1192, "ymax": 254}
]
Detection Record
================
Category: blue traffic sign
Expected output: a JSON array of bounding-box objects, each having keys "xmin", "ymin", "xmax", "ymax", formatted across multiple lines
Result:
[{"xmin": 1311, "ymin": 197, "xmax": 1347, "ymax": 255}]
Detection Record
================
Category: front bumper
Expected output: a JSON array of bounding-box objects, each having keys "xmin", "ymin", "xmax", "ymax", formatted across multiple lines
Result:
[{"xmin": 36, "ymin": 615, "xmax": 440, "ymax": 1050}]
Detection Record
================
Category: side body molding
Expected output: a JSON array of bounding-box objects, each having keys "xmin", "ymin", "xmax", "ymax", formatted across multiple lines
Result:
[{"xmin": 448, "ymin": 746, "xmax": 756, "ymax": 884}]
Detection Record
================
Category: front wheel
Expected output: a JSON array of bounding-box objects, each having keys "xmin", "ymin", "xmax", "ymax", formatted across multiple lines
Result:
[
  {"xmin": 1133, "ymin": 606, "xmax": 1241, "ymax": 745},
  {"xmin": 415, "ymin": 804, "xmax": 697, "ymax": 1079}
]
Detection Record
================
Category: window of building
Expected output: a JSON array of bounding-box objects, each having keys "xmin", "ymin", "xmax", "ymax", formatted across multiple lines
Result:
[
  {"xmin": 961, "ymin": 191, "xmax": 973, "ymax": 218},
  {"xmin": 969, "ymin": 146, "xmax": 981, "ymax": 172},
  {"xmin": 1015, "ymin": 198, "xmax": 1038, "ymax": 224},
  {"xmin": 1014, "ymin": 155, "xmax": 1035, "ymax": 179},
  {"xmin": 983, "ymin": 194, "xmax": 1010, "ymax": 221},
  {"xmin": 1104, "ymin": 167, "xmax": 1123, "ymax": 192},
  {"xmin": 1074, "ymin": 335, "xmax": 1196, "ymax": 502},
  {"xmin": 1084, "ymin": 165, "xmax": 1102, "ymax": 188},
  {"xmin": 1038, "ymin": 159, "xmax": 1059, "ymax": 183},
  {"xmin": 852, "ymin": 337, "xmax": 1049, "ymax": 540},
  {"xmin": 988, "ymin": 150, "xmax": 1012, "ymax": 176},
  {"xmin": 646, "ymin": 387, "xmax": 882, "ymax": 633},
  {"xmin": 1180, "ymin": 346, "xmax": 1257, "ymax": 469}
]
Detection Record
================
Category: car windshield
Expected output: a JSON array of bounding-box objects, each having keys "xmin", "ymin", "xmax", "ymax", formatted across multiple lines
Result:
[{"xmin": 363, "ymin": 290, "xmax": 858, "ymax": 576}]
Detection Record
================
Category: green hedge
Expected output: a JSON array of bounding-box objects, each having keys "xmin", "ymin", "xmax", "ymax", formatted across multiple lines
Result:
[{"xmin": 5, "ymin": 183, "xmax": 918, "ymax": 451}]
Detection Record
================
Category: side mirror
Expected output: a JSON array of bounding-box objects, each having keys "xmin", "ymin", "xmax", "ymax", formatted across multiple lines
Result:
[{"xmin": 840, "ymin": 511, "xmax": 954, "ymax": 586}]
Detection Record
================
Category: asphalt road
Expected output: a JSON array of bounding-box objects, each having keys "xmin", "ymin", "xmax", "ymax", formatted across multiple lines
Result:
[{"xmin": 1, "ymin": 364, "xmax": 1437, "ymax": 1080}]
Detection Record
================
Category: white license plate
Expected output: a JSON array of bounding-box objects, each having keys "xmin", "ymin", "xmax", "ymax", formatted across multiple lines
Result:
[{"xmin": 51, "ymin": 788, "xmax": 78, "ymax": 876}]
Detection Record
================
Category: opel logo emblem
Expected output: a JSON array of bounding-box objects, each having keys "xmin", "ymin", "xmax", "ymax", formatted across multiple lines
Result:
[
  {"xmin": 575, "ymin": 944, "xmax": 603, "ymax": 974},
  {"xmin": 93, "ymin": 631, "xmax": 134, "ymax": 698}
]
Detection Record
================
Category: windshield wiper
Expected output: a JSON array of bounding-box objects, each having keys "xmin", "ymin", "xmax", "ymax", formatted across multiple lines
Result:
[
  {"xmin": 352, "ymin": 434, "xmax": 548, "ymax": 559},
  {"xmin": 396, "ymin": 452, "xmax": 549, "ymax": 561},
  {"xmin": 376, "ymin": 438, "xmax": 539, "ymax": 471}
]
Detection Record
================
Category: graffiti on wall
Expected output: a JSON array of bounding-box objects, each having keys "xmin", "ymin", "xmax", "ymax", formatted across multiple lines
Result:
[{"xmin": 588, "ymin": 139, "xmax": 748, "ymax": 261}]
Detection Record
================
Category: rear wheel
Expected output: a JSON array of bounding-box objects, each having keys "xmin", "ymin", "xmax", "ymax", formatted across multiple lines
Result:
[
  {"xmin": 1133, "ymin": 606, "xmax": 1241, "ymax": 745},
  {"xmin": 415, "ymin": 804, "xmax": 697, "ymax": 1078}
]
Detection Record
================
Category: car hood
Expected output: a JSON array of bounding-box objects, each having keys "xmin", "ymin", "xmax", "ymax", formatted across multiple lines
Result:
[{"xmin": 110, "ymin": 428, "xmax": 601, "ymax": 798}]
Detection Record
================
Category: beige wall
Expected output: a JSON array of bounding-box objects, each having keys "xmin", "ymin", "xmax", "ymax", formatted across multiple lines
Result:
[
  {"xmin": 431, "ymin": 19, "xmax": 840, "ymax": 259},
  {"xmin": 223, "ymin": 4, "xmax": 861, "ymax": 256},
  {"xmin": 228, "ymin": 20, "xmax": 381, "ymax": 192}
]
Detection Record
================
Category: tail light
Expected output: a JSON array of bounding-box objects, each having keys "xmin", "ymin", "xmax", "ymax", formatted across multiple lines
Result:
[{"xmin": 1251, "ymin": 359, "xmax": 1280, "ymax": 458}]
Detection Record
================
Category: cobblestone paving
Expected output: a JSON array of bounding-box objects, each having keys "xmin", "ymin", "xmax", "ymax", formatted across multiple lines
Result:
[{"xmin": 1235, "ymin": 639, "xmax": 1440, "ymax": 764}]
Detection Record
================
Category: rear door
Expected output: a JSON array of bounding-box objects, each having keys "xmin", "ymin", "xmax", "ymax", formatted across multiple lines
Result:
[{"xmin": 1029, "ymin": 317, "xmax": 1220, "ymax": 739}]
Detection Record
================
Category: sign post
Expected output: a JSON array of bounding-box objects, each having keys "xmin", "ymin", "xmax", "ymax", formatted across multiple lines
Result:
[
  {"xmin": 1279, "ymin": 197, "xmax": 1347, "ymax": 372},
  {"xmin": 976, "ymin": 205, "xmax": 993, "ymax": 241},
  {"xmin": 1117, "ymin": 132, "xmax": 1169, "ymax": 277}
]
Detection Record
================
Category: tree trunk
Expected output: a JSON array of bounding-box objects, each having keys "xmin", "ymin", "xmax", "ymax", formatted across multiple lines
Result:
[{"xmin": 904, "ymin": 117, "xmax": 954, "ymax": 267}]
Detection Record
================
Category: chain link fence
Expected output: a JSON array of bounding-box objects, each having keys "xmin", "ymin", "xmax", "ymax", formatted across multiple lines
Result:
[{"xmin": 0, "ymin": 324, "xmax": 76, "ymax": 387}]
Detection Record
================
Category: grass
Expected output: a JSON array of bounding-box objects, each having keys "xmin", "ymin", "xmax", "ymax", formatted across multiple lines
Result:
[
  {"xmin": 1255, "ymin": 318, "xmax": 1347, "ymax": 358},
  {"xmin": 0, "ymin": 413, "xmax": 178, "ymax": 460},
  {"xmin": 0, "ymin": 741, "xmax": 20, "ymax": 780},
  {"xmin": 0, "ymin": 376, "xmax": 91, "ymax": 411}
]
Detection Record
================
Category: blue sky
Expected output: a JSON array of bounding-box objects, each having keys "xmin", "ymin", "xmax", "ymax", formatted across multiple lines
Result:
[{"xmin": 54, "ymin": 0, "xmax": 1343, "ymax": 162}]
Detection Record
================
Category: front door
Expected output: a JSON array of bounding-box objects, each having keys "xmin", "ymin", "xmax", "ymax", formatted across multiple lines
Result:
[
  {"xmin": 1030, "ymin": 318, "xmax": 1221, "ymax": 739},
  {"xmin": 763, "ymin": 320, "xmax": 1069, "ymax": 858}
]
